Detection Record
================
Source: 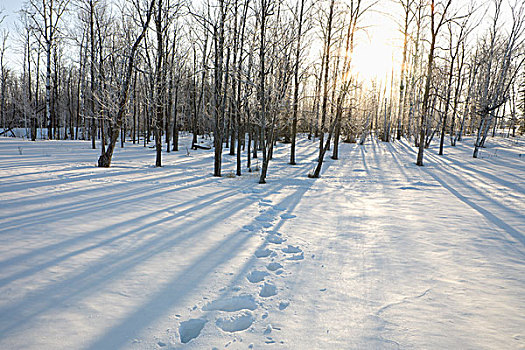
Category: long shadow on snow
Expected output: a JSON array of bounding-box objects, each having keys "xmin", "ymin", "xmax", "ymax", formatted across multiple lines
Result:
[
  {"xmin": 0, "ymin": 186, "xmax": 259, "ymax": 339},
  {"xmin": 394, "ymin": 140, "xmax": 525, "ymax": 220},
  {"xmin": 83, "ymin": 139, "xmax": 324, "ymax": 349},
  {"xmin": 394, "ymin": 140, "xmax": 525, "ymax": 247},
  {"xmin": 0, "ymin": 186, "xmax": 237, "ymax": 287},
  {"xmin": 211, "ymin": 139, "xmax": 340, "ymax": 295},
  {"xmin": 0, "ymin": 172, "xmax": 214, "ymax": 231},
  {"xmin": 0, "ymin": 140, "xmax": 322, "ymax": 344},
  {"xmin": 0, "ymin": 141, "xmax": 318, "ymax": 272},
  {"xmin": 0, "ymin": 152, "xmax": 214, "ymax": 211}
]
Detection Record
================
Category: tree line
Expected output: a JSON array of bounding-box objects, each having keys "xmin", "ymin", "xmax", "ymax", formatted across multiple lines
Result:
[{"xmin": 0, "ymin": 0, "xmax": 524, "ymax": 181}]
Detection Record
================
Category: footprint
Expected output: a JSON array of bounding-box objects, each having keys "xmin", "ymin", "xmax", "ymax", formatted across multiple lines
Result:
[
  {"xmin": 216, "ymin": 311, "xmax": 254, "ymax": 332},
  {"xmin": 255, "ymin": 248, "xmax": 273, "ymax": 258},
  {"xmin": 278, "ymin": 301, "xmax": 290, "ymax": 310},
  {"xmin": 202, "ymin": 295, "xmax": 257, "ymax": 312},
  {"xmin": 242, "ymin": 224, "xmax": 259, "ymax": 232},
  {"xmin": 259, "ymin": 282, "xmax": 277, "ymax": 297},
  {"xmin": 282, "ymin": 245, "xmax": 302, "ymax": 254},
  {"xmin": 286, "ymin": 252, "xmax": 304, "ymax": 261},
  {"xmin": 266, "ymin": 233, "xmax": 285, "ymax": 244},
  {"xmin": 247, "ymin": 270, "xmax": 270, "ymax": 283},
  {"xmin": 256, "ymin": 214, "xmax": 274, "ymax": 222},
  {"xmin": 266, "ymin": 262, "xmax": 283, "ymax": 271},
  {"xmin": 179, "ymin": 318, "xmax": 207, "ymax": 344},
  {"xmin": 262, "ymin": 208, "xmax": 278, "ymax": 215},
  {"xmin": 280, "ymin": 213, "xmax": 296, "ymax": 220}
]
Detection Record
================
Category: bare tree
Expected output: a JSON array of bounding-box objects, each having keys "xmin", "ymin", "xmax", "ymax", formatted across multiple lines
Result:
[
  {"xmin": 416, "ymin": 0, "xmax": 453, "ymax": 166},
  {"xmin": 396, "ymin": 0, "xmax": 415, "ymax": 140},
  {"xmin": 0, "ymin": 21, "xmax": 8, "ymax": 133},
  {"xmin": 438, "ymin": 12, "xmax": 471, "ymax": 155},
  {"xmin": 289, "ymin": 0, "xmax": 308, "ymax": 165},
  {"xmin": 25, "ymin": 0, "xmax": 70, "ymax": 140},
  {"xmin": 97, "ymin": 0, "xmax": 154, "ymax": 167},
  {"xmin": 473, "ymin": 0, "xmax": 525, "ymax": 158},
  {"xmin": 257, "ymin": 0, "xmax": 273, "ymax": 184}
]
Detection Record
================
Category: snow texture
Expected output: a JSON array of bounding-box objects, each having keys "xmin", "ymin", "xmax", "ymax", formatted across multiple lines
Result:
[
  {"xmin": 259, "ymin": 282, "xmax": 278, "ymax": 298},
  {"xmin": 215, "ymin": 311, "xmax": 255, "ymax": 332},
  {"xmin": 179, "ymin": 319, "xmax": 206, "ymax": 344},
  {"xmin": 202, "ymin": 295, "xmax": 257, "ymax": 312},
  {"xmin": 0, "ymin": 134, "xmax": 523, "ymax": 349}
]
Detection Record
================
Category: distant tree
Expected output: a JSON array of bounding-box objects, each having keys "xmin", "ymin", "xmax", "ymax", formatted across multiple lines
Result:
[
  {"xmin": 416, "ymin": 0, "xmax": 454, "ymax": 166},
  {"xmin": 25, "ymin": 0, "xmax": 70, "ymax": 140},
  {"xmin": 0, "ymin": 24, "xmax": 8, "ymax": 132},
  {"xmin": 257, "ymin": 0, "xmax": 273, "ymax": 184},
  {"xmin": 308, "ymin": 0, "xmax": 335, "ymax": 178},
  {"xmin": 518, "ymin": 70, "xmax": 525, "ymax": 134},
  {"xmin": 473, "ymin": 0, "xmax": 525, "ymax": 158},
  {"xmin": 97, "ymin": 0, "xmax": 154, "ymax": 167},
  {"xmin": 438, "ymin": 11, "xmax": 472, "ymax": 155},
  {"xmin": 289, "ymin": 0, "xmax": 308, "ymax": 165},
  {"xmin": 396, "ymin": 0, "xmax": 415, "ymax": 141}
]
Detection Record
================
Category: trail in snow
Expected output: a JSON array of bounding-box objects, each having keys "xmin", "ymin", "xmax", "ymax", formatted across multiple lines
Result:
[{"xmin": 0, "ymin": 134, "xmax": 523, "ymax": 349}]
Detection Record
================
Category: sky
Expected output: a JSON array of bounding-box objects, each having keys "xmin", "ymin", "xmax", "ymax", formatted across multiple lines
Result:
[
  {"xmin": 0, "ymin": 0, "xmax": 403, "ymax": 81},
  {"xmin": 0, "ymin": 0, "xmax": 511, "ymax": 84},
  {"xmin": 1, "ymin": 0, "xmax": 19, "ymax": 31},
  {"xmin": 1, "ymin": 0, "xmax": 24, "ymax": 70}
]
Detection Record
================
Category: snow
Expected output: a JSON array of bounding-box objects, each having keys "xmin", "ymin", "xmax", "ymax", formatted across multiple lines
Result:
[
  {"xmin": 216, "ymin": 311, "xmax": 255, "ymax": 333},
  {"xmin": 246, "ymin": 271, "xmax": 270, "ymax": 284},
  {"xmin": 179, "ymin": 319, "xmax": 206, "ymax": 344},
  {"xmin": 202, "ymin": 295, "xmax": 257, "ymax": 312},
  {"xmin": 266, "ymin": 262, "xmax": 283, "ymax": 272},
  {"xmin": 259, "ymin": 282, "xmax": 278, "ymax": 298},
  {"xmin": 0, "ymin": 134, "xmax": 523, "ymax": 349}
]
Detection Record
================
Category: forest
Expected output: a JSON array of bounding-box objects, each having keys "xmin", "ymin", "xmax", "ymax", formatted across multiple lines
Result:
[
  {"xmin": 0, "ymin": 0, "xmax": 524, "ymax": 179},
  {"xmin": 0, "ymin": 0, "xmax": 524, "ymax": 348}
]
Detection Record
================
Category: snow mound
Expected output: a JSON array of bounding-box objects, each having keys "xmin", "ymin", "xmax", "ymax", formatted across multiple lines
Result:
[
  {"xmin": 216, "ymin": 311, "xmax": 254, "ymax": 332},
  {"xmin": 179, "ymin": 318, "xmax": 206, "ymax": 344},
  {"xmin": 202, "ymin": 295, "xmax": 257, "ymax": 312},
  {"xmin": 247, "ymin": 270, "xmax": 270, "ymax": 283},
  {"xmin": 259, "ymin": 282, "xmax": 277, "ymax": 298}
]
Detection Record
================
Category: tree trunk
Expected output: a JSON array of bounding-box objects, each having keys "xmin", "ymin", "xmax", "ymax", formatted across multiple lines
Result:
[
  {"xmin": 98, "ymin": 0, "xmax": 154, "ymax": 167},
  {"xmin": 290, "ymin": 0, "xmax": 306, "ymax": 165}
]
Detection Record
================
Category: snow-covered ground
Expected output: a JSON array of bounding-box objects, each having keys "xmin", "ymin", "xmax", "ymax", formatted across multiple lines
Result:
[{"xmin": 0, "ymin": 134, "xmax": 523, "ymax": 349}]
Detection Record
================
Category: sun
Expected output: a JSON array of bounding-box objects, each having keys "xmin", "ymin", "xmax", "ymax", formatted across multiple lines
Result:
[{"xmin": 351, "ymin": 20, "xmax": 400, "ymax": 84}]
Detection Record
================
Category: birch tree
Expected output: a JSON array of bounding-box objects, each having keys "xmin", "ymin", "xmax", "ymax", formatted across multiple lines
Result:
[
  {"xmin": 416, "ymin": 0, "xmax": 453, "ymax": 166},
  {"xmin": 473, "ymin": 0, "xmax": 525, "ymax": 158},
  {"xmin": 97, "ymin": 0, "xmax": 154, "ymax": 167}
]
